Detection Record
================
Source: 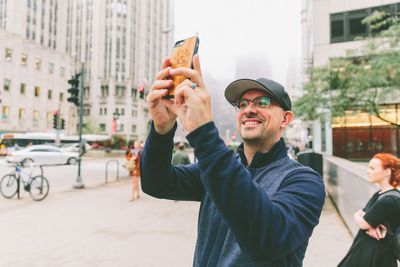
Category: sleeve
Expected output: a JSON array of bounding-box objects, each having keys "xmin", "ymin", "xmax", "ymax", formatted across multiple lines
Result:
[
  {"xmin": 364, "ymin": 195, "xmax": 400, "ymax": 228},
  {"xmin": 187, "ymin": 121, "xmax": 326, "ymax": 261},
  {"xmin": 140, "ymin": 121, "xmax": 204, "ymax": 201}
]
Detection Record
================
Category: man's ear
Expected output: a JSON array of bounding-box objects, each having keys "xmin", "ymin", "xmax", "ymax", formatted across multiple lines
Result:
[{"xmin": 281, "ymin": 111, "xmax": 294, "ymax": 129}]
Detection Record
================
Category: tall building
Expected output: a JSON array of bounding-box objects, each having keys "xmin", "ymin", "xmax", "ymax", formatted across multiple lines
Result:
[
  {"xmin": 0, "ymin": 0, "xmax": 75, "ymax": 134},
  {"xmin": 0, "ymin": 0, "xmax": 172, "ymax": 142},
  {"xmin": 301, "ymin": 0, "xmax": 400, "ymax": 159}
]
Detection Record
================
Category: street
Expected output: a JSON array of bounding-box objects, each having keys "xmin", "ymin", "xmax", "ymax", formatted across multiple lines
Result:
[{"xmin": 0, "ymin": 155, "xmax": 352, "ymax": 267}]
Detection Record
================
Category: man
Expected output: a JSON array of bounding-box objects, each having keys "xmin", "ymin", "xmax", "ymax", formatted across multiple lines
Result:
[
  {"xmin": 172, "ymin": 142, "xmax": 191, "ymax": 165},
  {"xmin": 140, "ymin": 55, "xmax": 325, "ymax": 266}
]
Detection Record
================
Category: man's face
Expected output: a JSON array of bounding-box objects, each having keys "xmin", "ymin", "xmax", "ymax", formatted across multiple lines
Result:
[{"xmin": 236, "ymin": 90, "xmax": 289, "ymax": 145}]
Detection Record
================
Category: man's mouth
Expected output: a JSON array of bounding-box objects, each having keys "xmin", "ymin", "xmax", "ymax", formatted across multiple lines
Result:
[{"xmin": 242, "ymin": 120, "xmax": 262, "ymax": 127}]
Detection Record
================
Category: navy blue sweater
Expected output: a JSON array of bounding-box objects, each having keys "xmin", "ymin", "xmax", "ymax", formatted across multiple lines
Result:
[{"xmin": 140, "ymin": 121, "xmax": 325, "ymax": 266}]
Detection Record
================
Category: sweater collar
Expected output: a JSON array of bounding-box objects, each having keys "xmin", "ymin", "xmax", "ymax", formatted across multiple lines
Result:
[{"xmin": 237, "ymin": 138, "xmax": 288, "ymax": 168}]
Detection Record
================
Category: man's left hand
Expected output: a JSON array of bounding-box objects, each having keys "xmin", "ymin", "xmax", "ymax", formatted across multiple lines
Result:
[{"xmin": 165, "ymin": 55, "xmax": 212, "ymax": 133}]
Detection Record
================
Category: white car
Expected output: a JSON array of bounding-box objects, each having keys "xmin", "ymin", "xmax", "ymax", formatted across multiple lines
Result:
[
  {"xmin": 5, "ymin": 145, "xmax": 79, "ymax": 166},
  {"xmin": 61, "ymin": 143, "xmax": 92, "ymax": 153}
]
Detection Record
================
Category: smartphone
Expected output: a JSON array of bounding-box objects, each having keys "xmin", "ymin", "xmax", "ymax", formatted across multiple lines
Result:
[{"xmin": 165, "ymin": 36, "xmax": 200, "ymax": 98}]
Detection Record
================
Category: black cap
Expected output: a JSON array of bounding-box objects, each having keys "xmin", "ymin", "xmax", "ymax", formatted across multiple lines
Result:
[{"xmin": 224, "ymin": 78, "xmax": 291, "ymax": 111}]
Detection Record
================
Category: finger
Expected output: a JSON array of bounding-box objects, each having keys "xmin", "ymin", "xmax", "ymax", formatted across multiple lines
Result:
[
  {"xmin": 160, "ymin": 58, "xmax": 171, "ymax": 70},
  {"xmin": 147, "ymin": 89, "xmax": 169, "ymax": 102},
  {"xmin": 155, "ymin": 66, "xmax": 172, "ymax": 81},
  {"xmin": 376, "ymin": 228, "xmax": 382, "ymax": 239},
  {"xmin": 152, "ymin": 79, "xmax": 173, "ymax": 91},
  {"xmin": 174, "ymin": 81, "xmax": 197, "ymax": 106},
  {"xmin": 193, "ymin": 54, "xmax": 202, "ymax": 79}
]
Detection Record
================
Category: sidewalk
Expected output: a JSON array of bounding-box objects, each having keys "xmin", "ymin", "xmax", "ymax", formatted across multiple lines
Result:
[{"xmin": 0, "ymin": 180, "xmax": 352, "ymax": 266}]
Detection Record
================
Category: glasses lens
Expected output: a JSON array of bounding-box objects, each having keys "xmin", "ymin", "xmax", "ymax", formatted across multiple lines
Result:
[
  {"xmin": 254, "ymin": 97, "xmax": 270, "ymax": 108},
  {"xmin": 234, "ymin": 100, "xmax": 249, "ymax": 110}
]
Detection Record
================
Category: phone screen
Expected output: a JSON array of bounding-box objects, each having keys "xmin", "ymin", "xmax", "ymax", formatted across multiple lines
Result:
[{"xmin": 165, "ymin": 36, "xmax": 199, "ymax": 98}]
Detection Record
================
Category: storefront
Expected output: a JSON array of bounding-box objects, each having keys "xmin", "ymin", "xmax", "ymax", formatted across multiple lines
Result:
[{"xmin": 332, "ymin": 104, "xmax": 400, "ymax": 160}]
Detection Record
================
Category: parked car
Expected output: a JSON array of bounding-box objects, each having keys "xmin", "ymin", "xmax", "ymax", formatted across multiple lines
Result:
[
  {"xmin": 60, "ymin": 143, "xmax": 92, "ymax": 153},
  {"xmin": 5, "ymin": 145, "xmax": 79, "ymax": 165}
]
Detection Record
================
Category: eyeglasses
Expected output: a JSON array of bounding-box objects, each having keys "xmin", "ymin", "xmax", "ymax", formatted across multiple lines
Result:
[{"xmin": 233, "ymin": 96, "xmax": 271, "ymax": 110}]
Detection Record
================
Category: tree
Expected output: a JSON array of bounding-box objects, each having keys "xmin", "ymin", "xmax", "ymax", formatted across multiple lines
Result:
[
  {"xmin": 294, "ymin": 11, "xmax": 400, "ymax": 125},
  {"xmin": 82, "ymin": 116, "xmax": 102, "ymax": 134}
]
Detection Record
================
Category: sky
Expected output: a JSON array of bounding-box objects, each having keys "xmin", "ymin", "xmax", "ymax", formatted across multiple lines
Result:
[{"xmin": 172, "ymin": 0, "xmax": 303, "ymax": 85}]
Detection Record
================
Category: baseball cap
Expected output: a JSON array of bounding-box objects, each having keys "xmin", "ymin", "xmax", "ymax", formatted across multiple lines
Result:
[{"xmin": 224, "ymin": 78, "xmax": 292, "ymax": 111}]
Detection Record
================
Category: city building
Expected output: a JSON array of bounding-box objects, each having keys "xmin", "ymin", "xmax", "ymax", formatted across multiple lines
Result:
[
  {"xmin": 301, "ymin": 0, "xmax": 400, "ymax": 159},
  {"xmin": 0, "ymin": 0, "xmax": 173, "ymax": 143}
]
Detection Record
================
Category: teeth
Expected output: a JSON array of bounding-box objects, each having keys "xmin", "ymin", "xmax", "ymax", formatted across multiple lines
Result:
[{"xmin": 244, "ymin": 121, "xmax": 259, "ymax": 125}]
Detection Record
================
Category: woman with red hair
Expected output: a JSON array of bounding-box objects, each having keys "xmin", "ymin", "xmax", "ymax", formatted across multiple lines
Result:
[{"xmin": 338, "ymin": 153, "xmax": 400, "ymax": 266}]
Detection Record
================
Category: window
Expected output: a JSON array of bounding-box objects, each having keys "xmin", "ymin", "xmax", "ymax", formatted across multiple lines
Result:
[
  {"xmin": 20, "ymin": 83, "xmax": 26, "ymax": 94},
  {"xmin": 330, "ymin": 3, "xmax": 399, "ymax": 44},
  {"xmin": 19, "ymin": 108, "xmax": 25, "ymax": 120},
  {"xmin": 104, "ymin": 108, "xmax": 107, "ymax": 115},
  {"xmin": 59, "ymin": 93, "xmax": 64, "ymax": 102},
  {"xmin": 48, "ymin": 89, "xmax": 52, "ymax": 99},
  {"xmin": 34, "ymin": 86, "xmax": 40, "ymax": 97},
  {"xmin": 3, "ymin": 79, "xmax": 10, "ymax": 91},
  {"xmin": 131, "ymin": 88, "xmax": 137, "ymax": 99},
  {"xmin": 33, "ymin": 110, "xmax": 39, "ymax": 121},
  {"xmin": 48, "ymin": 63, "xmax": 54, "ymax": 74},
  {"xmin": 100, "ymin": 123, "xmax": 106, "ymax": 132},
  {"xmin": 21, "ymin": 53, "xmax": 28, "ymax": 65},
  {"xmin": 60, "ymin": 67, "xmax": 65, "ymax": 77},
  {"xmin": 2, "ymin": 106, "xmax": 9, "ymax": 119},
  {"xmin": 121, "ymin": 108, "xmax": 125, "ymax": 116},
  {"xmin": 348, "ymin": 10, "xmax": 368, "ymax": 39},
  {"xmin": 35, "ymin": 58, "xmax": 41, "ymax": 70},
  {"xmin": 131, "ymin": 125, "xmax": 136, "ymax": 133},
  {"xmin": 119, "ymin": 124, "xmax": 124, "ymax": 132},
  {"xmin": 99, "ymin": 108, "xmax": 102, "ymax": 115},
  {"xmin": 101, "ymin": 85, "xmax": 109, "ymax": 97},
  {"xmin": 5, "ymin": 48, "xmax": 12, "ymax": 61}
]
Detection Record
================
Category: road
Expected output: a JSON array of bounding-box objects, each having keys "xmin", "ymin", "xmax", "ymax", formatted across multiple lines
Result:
[
  {"xmin": 0, "ymin": 156, "xmax": 130, "ymax": 196},
  {"xmin": 0, "ymin": 155, "xmax": 352, "ymax": 267}
]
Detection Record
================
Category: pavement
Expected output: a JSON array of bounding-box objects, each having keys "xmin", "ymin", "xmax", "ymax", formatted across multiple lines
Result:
[{"xmin": 0, "ymin": 168, "xmax": 353, "ymax": 266}]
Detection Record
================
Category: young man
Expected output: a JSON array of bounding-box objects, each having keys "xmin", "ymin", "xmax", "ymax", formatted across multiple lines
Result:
[{"xmin": 140, "ymin": 55, "xmax": 325, "ymax": 266}]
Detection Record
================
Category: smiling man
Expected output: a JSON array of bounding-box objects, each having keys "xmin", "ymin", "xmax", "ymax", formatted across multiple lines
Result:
[{"xmin": 140, "ymin": 55, "xmax": 325, "ymax": 266}]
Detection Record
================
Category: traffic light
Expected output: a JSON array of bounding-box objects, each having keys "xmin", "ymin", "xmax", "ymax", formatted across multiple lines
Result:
[
  {"xmin": 139, "ymin": 86, "xmax": 144, "ymax": 99},
  {"xmin": 61, "ymin": 119, "xmax": 65, "ymax": 130},
  {"xmin": 67, "ymin": 74, "xmax": 80, "ymax": 106},
  {"xmin": 52, "ymin": 112, "xmax": 58, "ymax": 129}
]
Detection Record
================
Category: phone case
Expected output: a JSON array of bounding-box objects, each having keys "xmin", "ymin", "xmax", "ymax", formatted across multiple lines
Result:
[{"xmin": 165, "ymin": 36, "xmax": 199, "ymax": 98}]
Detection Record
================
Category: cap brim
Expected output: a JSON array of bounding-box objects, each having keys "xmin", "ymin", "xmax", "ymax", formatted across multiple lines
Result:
[{"xmin": 224, "ymin": 79, "xmax": 275, "ymax": 104}]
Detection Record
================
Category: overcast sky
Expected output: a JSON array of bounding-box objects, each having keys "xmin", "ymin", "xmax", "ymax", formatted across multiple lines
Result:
[{"xmin": 172, "ymin": 0, "xmax": 302, "ymax": 84}]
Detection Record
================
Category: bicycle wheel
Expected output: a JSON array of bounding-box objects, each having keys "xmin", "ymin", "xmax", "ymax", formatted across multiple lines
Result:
[
  {"xmin": 0, "ymin": 174, "xmax": 18, "ymax": 199},
  {"xmin": 29, "ymin": 175, "xmax": 49, "ymax": 201}
]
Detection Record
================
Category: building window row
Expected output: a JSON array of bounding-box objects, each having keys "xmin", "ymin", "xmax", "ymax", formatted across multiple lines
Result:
[
  {"xmin": 1, "ymin": 106, "xmax": 45, "ymax": 121},
  {"xmin": 3, "ymin": 79, "xmax": 64, "ymax": 101},
  {"xmin": 3, "ymin": 48, "xmax": 65, "ymax": 76},
  {"xmin": 331, "ymin": 3, "xmax": 400, "ymax": 43}
]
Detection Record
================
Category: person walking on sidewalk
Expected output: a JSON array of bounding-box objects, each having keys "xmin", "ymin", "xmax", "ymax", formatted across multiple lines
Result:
[
  {"xmin": 140, "ymin": 55, "xmax": 325, "ymax": 266},
  {"xmin": 172, "ymin": 142, "xmax": 191, "ymax": 165},
  {"xmin": 338, "ymin": 153, "xmax": 400, "ymax": 267},
  {"xmin": 130, "ymin": 141, "xmax": 142, "ymax": 201}
]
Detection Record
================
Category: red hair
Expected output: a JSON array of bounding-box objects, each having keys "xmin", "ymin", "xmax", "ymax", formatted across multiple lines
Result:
[{"xmin": 373, "ymin": 153, "xmax": 400, "ymax": 187}]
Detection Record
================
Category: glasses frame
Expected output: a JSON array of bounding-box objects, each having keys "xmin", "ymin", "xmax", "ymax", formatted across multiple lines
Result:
[{"xmin": 233, "ymin": 96, "xmax": 271, "ymax": 111}]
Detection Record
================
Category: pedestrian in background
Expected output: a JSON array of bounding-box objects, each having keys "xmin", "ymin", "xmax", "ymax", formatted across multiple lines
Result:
[
  {"xmin": 338, "ymin": 153, "xmax": 400, "ymax": 267},
  {"xmin": 172, "ymin": 142, "xmax": 191, "ymax": 165},
  {"xmin": 140, "ymin": 55, "xmax": 325, "ymax": 266},
  {"xmin": 130, "ymin": 141, "xmax": 142, "ymax": 201}
]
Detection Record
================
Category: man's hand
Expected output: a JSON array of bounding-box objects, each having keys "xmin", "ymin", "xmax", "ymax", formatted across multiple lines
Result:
[
  {"xmin": 147, "ymin": 58, "xmax": 179, "ymax": 134},
  {"xmin": 166, "ymin": 55, "xmax": 212, "ymax": 133}
]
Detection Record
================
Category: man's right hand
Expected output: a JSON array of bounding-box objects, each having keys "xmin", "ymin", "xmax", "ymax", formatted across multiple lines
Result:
[{"xmin": 147, "ymin": 58, "xmax": 178, "ymax": 134}]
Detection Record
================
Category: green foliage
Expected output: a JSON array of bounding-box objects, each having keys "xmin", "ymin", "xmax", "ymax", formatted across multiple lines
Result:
[
  {"xmin": 294, "ymin": 11, "xmax": 400, "ymax": 125},
  {"xmin": 82, "ymin": 116, "xmax": 102, "ymax": 134}
]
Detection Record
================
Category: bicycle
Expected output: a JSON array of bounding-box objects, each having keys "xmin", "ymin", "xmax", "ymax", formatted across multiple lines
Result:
[{"xmin": 0, "ymin": 162, "xmax": 50, "ymax": 201}]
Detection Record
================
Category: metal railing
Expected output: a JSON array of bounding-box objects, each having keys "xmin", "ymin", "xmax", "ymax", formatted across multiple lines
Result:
[{"xmin": 105, "ymin": 160, "xmax": 120, "ymax": 184}]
